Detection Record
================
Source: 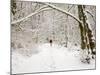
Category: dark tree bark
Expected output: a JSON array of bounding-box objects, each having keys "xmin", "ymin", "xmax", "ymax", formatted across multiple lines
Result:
[
  {"xmin": 78, "ymin": 5, "xmax": 87, "ymax": 49},
  {"xmin": 78, "ymin": 5, "xmax": 95, "ymax": 55},
  {"xmin": 11, "ymin": 0, "xmax": 17, "ymax": 15}
]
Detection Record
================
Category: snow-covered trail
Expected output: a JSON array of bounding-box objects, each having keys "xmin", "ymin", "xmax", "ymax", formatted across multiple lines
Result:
[{"xmin": 12, "ymin": 43, "xmax": 95, "ymax": 74}]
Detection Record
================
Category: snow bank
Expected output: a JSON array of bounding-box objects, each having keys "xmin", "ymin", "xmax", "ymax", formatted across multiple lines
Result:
[{"xmin": 12, "ymin": 43, "xmax": 95, "ymax": 74}]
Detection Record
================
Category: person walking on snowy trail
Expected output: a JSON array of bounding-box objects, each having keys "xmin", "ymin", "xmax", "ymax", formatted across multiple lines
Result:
[{"xmin": 49, "ymin": 39, "xmax": 53, "ymax": 46}]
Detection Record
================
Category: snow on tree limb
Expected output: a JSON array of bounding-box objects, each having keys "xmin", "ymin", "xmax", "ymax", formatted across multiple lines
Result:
[
  {"xmin": 85, "ymin": 10, "xmax": 96, "ymax": 22},
  {"xmin": 68, "ymin": 5, "xmax": 74, "ymax": 12},
  {"xmin": 21, "ymin": 27, "xmax": 39, "ymax": 33},
  {"xmin": 11, "ymin": 5, "xmax": 48, "ymax": 24},
  {"xmin": 43, "ymin": 3, "xmax": 83, "ymax": 24},
  {"xmin": 11, "ymin": 3, "xmax": 83, "ymax": 25},
  {"xmin": 84, "ymin": 10, "xmax": 93, "ymax": 31}
]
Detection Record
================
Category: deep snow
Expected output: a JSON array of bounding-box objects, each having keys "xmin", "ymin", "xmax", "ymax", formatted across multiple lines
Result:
[{"xmin": 12, "ymin": 43, "xmax": 95, "ymax": 74}]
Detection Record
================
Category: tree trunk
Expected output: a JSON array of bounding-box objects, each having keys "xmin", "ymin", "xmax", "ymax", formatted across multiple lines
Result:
[
  {"xmin": 78, "ymin": 5, "xmax": 95, "ymax": 55},
  {"xmin": 78, "ymin": 5, "xmax": 87, "ymax": 49}
]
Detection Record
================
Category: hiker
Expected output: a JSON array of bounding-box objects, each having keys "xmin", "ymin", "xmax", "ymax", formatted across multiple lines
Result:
[{"xmin": 49, "ymin": 39, "xmax": 53, "ymax": 46}]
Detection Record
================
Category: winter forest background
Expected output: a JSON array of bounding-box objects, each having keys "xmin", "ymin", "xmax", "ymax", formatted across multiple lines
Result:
[{"xmin": 11, "ymin": 0, "xmax": 96, "ymax": 74}]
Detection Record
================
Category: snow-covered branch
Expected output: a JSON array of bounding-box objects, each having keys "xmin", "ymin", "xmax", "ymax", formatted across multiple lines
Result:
[
  {"xmin": 85, "ymin": 10, "xmax": 96, "ymax": 22},
  {"xmin": 68, "ymin": 5, "xmax": 74, "ymax": 12},
  {"xmin": 21, "ymin": 27, "xmax": 39, "ymax": 33},
  {"xmin": 11, "ymin": 3, "xmax": 83, "ymax": 25},
  {"xmin": 43, "ymin": 3, "xmax": 83, "ymax": 24},
  {"xmin": 11, "ymin": 5, "xmax": 48, "ymax": 24}
]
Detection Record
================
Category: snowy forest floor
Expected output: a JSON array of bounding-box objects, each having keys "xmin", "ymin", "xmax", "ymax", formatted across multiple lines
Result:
[{"xmin": 12, "ymin": 43, "xmax": 95, "ymax": 74}]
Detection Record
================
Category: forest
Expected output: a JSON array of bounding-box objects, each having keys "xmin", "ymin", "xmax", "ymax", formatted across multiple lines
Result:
[{"xmin": 11, "ymin": 0, "xmax": 96, "ymax": 74}]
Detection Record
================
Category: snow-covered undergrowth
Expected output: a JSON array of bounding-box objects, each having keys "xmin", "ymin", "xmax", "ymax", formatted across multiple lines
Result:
[{"xmin": 12, "ymin": 43, "xmax": 95, "ymax": 74}]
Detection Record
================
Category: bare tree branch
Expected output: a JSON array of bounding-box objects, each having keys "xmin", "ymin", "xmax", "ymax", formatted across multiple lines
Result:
[
  {"xmin": 85, "ymin": 10, "xmax": 96, "ymax": 22},
  {"xmin": 43, "ymin": 3, "xmax": 82, "ymax": 24},
  {"xmin": 68, "ymin": 5, "xmax": 74, "ymax": 12}
]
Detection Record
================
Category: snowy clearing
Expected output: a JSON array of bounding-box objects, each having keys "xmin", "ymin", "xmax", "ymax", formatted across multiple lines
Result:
[{"xmin": 12, "ymin": 43, "xmax": 95, "ymax": 74}]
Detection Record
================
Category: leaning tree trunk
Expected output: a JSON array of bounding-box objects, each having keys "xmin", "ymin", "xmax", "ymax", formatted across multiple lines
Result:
[
  {"xmin": 78, "ymin": 5, "xmax": 87, "ymax": 50},
  {"xmin": 78, "ymin": 5, "xmax": 95, "ymax": 55}
]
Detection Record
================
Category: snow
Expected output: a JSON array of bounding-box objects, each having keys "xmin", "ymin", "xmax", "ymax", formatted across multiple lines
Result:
[
  {"xmin": 11, "ymin": 5, "xmax": 48, "ymax": 24},
  {"xmin": 12, "ymin": 43, "xmax": 95, "ymax": 74},
  {"xmin": 44, "ymin": 3, "xmax": 82, "ymax": 24}
]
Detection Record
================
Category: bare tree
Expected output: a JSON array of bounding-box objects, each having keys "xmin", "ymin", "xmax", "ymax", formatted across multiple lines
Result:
[{"xmin": 78, "ymin": 5, "xmax": 95, "ymax": 58}]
